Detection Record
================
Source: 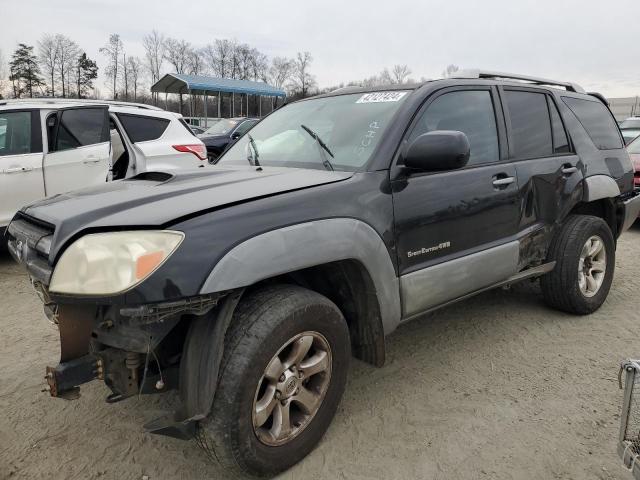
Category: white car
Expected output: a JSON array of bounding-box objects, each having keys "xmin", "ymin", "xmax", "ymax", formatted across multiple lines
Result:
[{"xmin": 0, "ymin": 99, "xmax": 207, "ymax": 235}]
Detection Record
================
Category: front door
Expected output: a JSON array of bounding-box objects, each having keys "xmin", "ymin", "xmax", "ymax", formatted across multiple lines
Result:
[
  {"xmin": 0, "ymin": 109, "xmax": 45, "ymax": 227},
  {"xmin": 43, "ymin": 106, "xmax": 110, "ymax": 195},
  {"xmin": 391, "ymin": 87, "xmax": 521, "ymax": 318}
]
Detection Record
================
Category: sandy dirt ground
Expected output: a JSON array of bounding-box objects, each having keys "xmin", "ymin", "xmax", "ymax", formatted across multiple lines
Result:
[{"xmin": 1, "ymin": 227, "xmax": 640, "ymax": 480}]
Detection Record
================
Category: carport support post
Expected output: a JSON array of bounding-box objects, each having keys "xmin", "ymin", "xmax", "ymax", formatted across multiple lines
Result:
[
  {"xmin": 259, "ymin": 95, "xmax": 262, "ymax": 117},
  {"xmin": 204, "ymin": 92, "xmax": 208, "ymax": 126},
  {"xmin": 218, "ymin": 91, "xmax": 221, "ymax": 118},
  {"xmin": 232, "ymin": 92, "xmax": 235, "ymax": 117}
]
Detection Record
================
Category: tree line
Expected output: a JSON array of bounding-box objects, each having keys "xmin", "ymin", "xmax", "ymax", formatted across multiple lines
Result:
[{"xmin": 0, "ymin": 31, "xmax": 455, "ymax": 113}]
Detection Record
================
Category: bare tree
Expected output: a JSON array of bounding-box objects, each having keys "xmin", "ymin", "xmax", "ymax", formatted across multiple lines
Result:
[
  {"xmin": 391, "ymin": 64, "xmax": 412, "ymax": 84},
  {"xmin": 268, "ymin": 56, "xmax": 294, "ymax": 90},
  {"xmin": 0, "ymin": 49, "xmax": 8, "ymax": 98},
  {"xmin": 164, "ymin": 38, "xmax": 192, "ymax": 112},
  {"xmin": 290, "ymin": 51, "xmax": 316, "ymax": 98},
  {"xmin": 38, "ymin": 34, "xmax": 59, "ymax": 96},
  {"xmin": 55, "ymin": 34, "xmax": 79, "ymax": 97},
  {"xmin": 442, "ymin": 64, "xmax": 460, "ymax": 78},
  {"xmin": 187, "ymin": 48, "xmax": 205, "ymax": 76},
  {"xmin": 120, "ymin": 52, "xmax": 129, "ymax": 100},
  {"xmin": 142, "ymin": 30, "xmax": 165, "ymax": 102},
  {"xmin": 99, "ymin": 34, "xmax": 123, "ymax": 99},
  {"xmin": 126, "ymin": 56, "xmax": 142, "ymax": 101},
  {"xmin": 203, "ymin": 39, "xmax": 233, "ymax": 78}
]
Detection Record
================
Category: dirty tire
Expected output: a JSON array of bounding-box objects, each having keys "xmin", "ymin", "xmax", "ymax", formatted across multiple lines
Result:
[
  {"xmin": 199, "ymin": 284, "xmax": 350, "ymax": 477},
  {"xmin": 541, "ymin": 214, "xmax": 615, "ymax": 314}
]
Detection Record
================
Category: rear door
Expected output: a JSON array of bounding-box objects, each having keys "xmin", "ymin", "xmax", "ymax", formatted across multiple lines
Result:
[
  {"xmin": 115, "ymin": 112, "xmax": 200, "ymax": 170},
  {"xmin": 391, "ymin": 87, "xmax": 522, "ymax": 318},
  {"xmin": 44, "ymin": 106, "xmax": 110, "ymax": 195},
  {"xmin": 0, "ymin": 109, "xmax": 45, "ymax": 227},
  {"xmin": 500, "ymin": 87, "xmax": 583, "ymax": 267}
]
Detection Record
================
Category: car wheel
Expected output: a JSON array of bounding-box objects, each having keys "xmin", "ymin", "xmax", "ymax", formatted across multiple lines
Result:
[
  {"xmin": 198, "ymin": 284, "xmax": 350, "ymax": 477},
  {"xmin": 541, "ymin": 214, "xmax": 615, "ymax": 314}
]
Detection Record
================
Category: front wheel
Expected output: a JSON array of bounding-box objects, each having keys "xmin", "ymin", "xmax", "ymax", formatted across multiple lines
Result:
[
  {"xmin": 541, "ymin": 214, "xmax": 615, "ymax": 314},
  {"xmin": 199, "ymin": 285, "xmax": 350, "ymax": 477}
]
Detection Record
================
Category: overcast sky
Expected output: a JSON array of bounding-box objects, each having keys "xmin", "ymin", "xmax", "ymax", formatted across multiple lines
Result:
[{"xmin": 1, "ymin": 0, "xmax": 639, "ymax": 97}]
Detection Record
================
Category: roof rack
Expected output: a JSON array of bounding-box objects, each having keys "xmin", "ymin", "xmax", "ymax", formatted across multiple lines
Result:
[
  {"xmin": 451, "ymin": 69, "xmax": 585, "ymax": 94},
  {"xmin": 0, "ymin": 98, "xmax": 164, "ymax": 111}
]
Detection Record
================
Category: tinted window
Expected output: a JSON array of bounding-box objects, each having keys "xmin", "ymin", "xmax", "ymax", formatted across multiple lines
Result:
[
  {"xmin": 117, "ymin": 114, "xmax": 170, "ymax": 143},
  {"xmin": 562, "ymin": 97, "xmax": 622, "ymax": 150},
  {"xmin": 548, "ymin": 98, "xmax": 570, "ymax": 154},
  {"xmin": 409, "ymin": 90, "xmax": 499, "ymax": 166},
  {"xmin": 0, "ymin": 111, "xmax": 32, "ymax": 156},
  {"xmin": 54, "ymin": 108, "xmax": 108, "ymax": 151},
  {"xmin": 235, "ymin": 120, "xmax": 258, "ymax": 136},
  {"xmin": 504, "ymin": 91, "xmax": 552, "ymax": 158}
]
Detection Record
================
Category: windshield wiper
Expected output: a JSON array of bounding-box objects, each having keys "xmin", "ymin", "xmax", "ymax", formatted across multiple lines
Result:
[
  {"xmin": 246, "ymin": 134, "xmax": 261, "ymax": 167},
  {"xmin": 300, "ymin": 124, "xmax": 334, "ymax": 171}
]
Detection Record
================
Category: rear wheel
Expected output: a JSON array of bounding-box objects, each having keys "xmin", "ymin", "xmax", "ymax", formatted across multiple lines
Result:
[
  {"xmin": 199, "ymin": 285, "xmax": 350, "ymax": 477},
  {"xmin": 541, "ymin": 215, "xmax": 615, "ymax": 314}
]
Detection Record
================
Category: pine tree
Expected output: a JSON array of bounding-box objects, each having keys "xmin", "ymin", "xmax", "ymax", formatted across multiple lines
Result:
[
  {"xmin": 75, "ymin": 52, "xmax": 98, "ymax": 98},
  {"xmin": 9, "ymin": 43, "xmax": 43, "ymax": 98}
]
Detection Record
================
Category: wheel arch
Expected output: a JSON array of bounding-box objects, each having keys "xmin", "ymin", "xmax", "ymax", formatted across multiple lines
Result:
[{"xmin": 199, "ymin": 218, "xmax": 402, "ymax": 366}]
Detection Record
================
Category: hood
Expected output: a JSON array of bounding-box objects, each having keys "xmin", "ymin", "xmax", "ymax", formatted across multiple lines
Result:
[{"xmin": 22, "ymin": 165, "xmax": 352, "ymax": 258}]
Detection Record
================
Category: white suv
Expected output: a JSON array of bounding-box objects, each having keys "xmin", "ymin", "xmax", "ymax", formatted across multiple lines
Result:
[{"xmin": 0, "ymin": 99, "xmax": 207, "ymax": 234}]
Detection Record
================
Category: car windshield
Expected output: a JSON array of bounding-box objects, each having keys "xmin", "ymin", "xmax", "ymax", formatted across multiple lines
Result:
[
  {"xmin": 204, "ymin": 119, "xmax": 239, "ymax": 136},
  {"xmin": 628, "ymin": 136, "xmax": 640, "ymax": 154},
  {"xmin": 621, "ymin": 118, "xmax": 640, "ymax": 129},
  {"xmin": 217, "ymin": 91, "xmax": 410, "ymax": 171}
]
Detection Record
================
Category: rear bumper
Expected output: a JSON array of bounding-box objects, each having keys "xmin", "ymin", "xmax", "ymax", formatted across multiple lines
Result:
[{"xmin": 621, "ymin": 191, "xmax": 640, "ymax": 233}]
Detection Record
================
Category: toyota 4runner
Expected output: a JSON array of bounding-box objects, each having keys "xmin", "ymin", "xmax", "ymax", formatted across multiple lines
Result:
[{"xmin": 6, "ymin": 70, "xmax": 640, "ymax": 477}]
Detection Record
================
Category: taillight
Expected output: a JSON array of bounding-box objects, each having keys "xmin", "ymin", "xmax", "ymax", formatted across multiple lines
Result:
[{"xmin": 173, "ymin": 144, "xmax": 207, "ymax": 161}]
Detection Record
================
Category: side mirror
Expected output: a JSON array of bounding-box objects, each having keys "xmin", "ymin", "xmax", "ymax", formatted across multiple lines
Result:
[
  {"xmin": 231, "ymin": 132, "xmax": 241, "ymax": 140},
  {"xmin": 404, "ymin": 131, "xmax": 470, "ymax": 172}
]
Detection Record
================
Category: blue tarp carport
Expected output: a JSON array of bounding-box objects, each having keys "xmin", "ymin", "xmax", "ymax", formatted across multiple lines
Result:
[{"xmin": 150, "ymin": 73, "xmax": 286, "ymax": 121}]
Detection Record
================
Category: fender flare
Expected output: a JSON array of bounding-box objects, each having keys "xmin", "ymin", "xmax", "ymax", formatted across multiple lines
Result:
[
  {"xmin": 583, "ymin": 175, "xmax": 620, "ymax": 202},
  {"xmin": 199, "ymin": 218, "xmax": 402, "ymax": 335}
]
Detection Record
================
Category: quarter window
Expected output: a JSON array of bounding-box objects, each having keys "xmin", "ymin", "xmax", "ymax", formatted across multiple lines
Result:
[
  {"xmin": 117, "ymin": 114, "xmax": 170, "ymax": 143},
  {"xmin": 562, "ymin": 97, "xmax": 622, "ymax": 150},
  {"xmin": 548, "ymin": 98, "xmax": 570, "ymax": 154},
  {"xmin": 409, "ymin": 90, "xmax": 499, "ymax": 166},
  {"xmin": 504, "ymin": 91, "xmax": 553, "ymax": 159},
  {"xmin": 54, "ymin": 108, "xmax": 108, "ymax": 151},
  {"xmin": 0, "ymin": 111, "xmax": 32, "ymax": 157}
]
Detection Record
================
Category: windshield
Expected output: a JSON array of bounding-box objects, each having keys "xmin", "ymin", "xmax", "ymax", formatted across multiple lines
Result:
[
  {"xmin": 621, "ymin": 118, "xmax": 640, "ymax": 129},
  {"xmin": 204, "ymin": 119, "xmax": 239, "ymax": 136},
  {"xmin": 217, "ymin": 91, "xmax": 410, "ymax": 171},
  {"xmin": 628, "ymin": 136, "xmax": 640, "ymax": 154}
]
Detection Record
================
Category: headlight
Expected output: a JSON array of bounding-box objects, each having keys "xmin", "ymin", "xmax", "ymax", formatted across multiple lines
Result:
[{"xmin": 49, "ymin": 230, "xmax": 184, "ymax": 295}]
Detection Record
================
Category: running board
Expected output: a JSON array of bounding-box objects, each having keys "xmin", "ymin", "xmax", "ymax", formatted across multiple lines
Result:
[{"xmin": 402, "ymin": 261, "xmax": 556, "ymax": 322}]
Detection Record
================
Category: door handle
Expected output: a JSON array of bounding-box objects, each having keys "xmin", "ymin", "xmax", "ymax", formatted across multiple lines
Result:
[
  {"xmin": 83, "ymin": 156, "xmax": 101, "ymax": 165},
  {"xmin": 3, "ymin": 166, "xmax": 33, "ymax": 174},
  {"xmin": 561, "ymin": 165, "xmax": 578, "ymax": 175},
  {"xmin": 492, "ymin": 176, "xmax": 515, "ymax": 188}
]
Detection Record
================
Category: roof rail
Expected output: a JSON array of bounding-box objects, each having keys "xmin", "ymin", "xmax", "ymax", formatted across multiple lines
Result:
[
  {"xmin": 451, "ymin": 69, "xmax": 586, "ymax": 94},
  {"xmin": 0, "ymin": 98, "xmax": 164, "ymax": 111}
]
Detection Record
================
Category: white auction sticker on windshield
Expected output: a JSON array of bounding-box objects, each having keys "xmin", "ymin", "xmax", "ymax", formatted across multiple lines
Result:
[{"xmin": 356, "ymin": 91, "xmax": 408, "ymax": 104}]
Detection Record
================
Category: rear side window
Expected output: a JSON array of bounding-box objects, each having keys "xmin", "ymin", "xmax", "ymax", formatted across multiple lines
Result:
[
  {"xmin": 548, "ymin": 98, "xmax": 570, "ymax": 154},
  {"xmin": 409, "ymin": 90, "xmax": 499, "ymax": 167},
  {"xmin": 0, "ymin": 111, "xmax": 32, "ymax": 156},
  {"xmin": 562, "ymin": 97, "xmax": 622, "ymax": 150},
  {"xmin": 504, "ymin": 91, "xmax": 552, "ymax": 159},
  {"xmin": 55, "ymin": 108, "xmax": 108, "ymax": 151},
  {"xmin": 117, "ymin": 114, "xmax": 170, "ymax": 143},
  {"xmin": 235, "ymin": 120, "xmax": 258, "ymax": 136}
]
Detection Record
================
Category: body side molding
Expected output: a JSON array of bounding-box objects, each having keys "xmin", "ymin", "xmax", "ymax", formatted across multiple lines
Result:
[
  {"xmin": 400, "ymin": 241, "xmax": 520, "ymax": 318},
  {"xmin": 199, "ymin": 218, "xmax": 402, "ymax": 334},
  {"xmin": 583, "ymin": 175, "xmax": 620, "ymax": 202}
]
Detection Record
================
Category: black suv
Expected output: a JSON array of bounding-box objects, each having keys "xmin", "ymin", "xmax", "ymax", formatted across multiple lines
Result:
[{"xmin": 7, "ymin": 70, "xmax": 640, "ymax": 477}]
